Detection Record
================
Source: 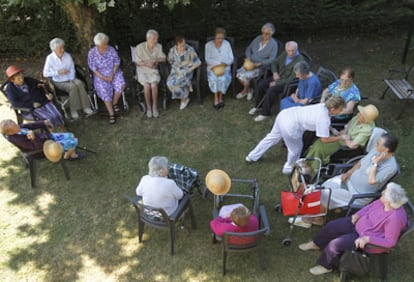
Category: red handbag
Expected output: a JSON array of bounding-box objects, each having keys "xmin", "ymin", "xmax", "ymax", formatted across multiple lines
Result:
[{"xmin": 281, "ymin": 186, "xmax": 321, "ymax": 216}]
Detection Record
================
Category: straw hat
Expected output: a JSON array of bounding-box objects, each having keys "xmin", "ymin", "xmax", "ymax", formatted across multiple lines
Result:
[
  {"xmin": 43, "ymin": 140, "xmax": 63, "ymax": 163},
  {"xmin": 358, "ymin": 104, "xmax": 379, "ymax": 124},
  {"xmin": 243, "ymin": 58, "xmax": 255, "ymax": 71},
  {"xmin": 205, "ymin": 169, "xmax": 231, "ymax": 195},
  {"xmin": 5, "ymin": 65, "xmax": 23, "ymax": 81},
  {"xmin": 211, "ymin": 63, "xmax": 227, "ymax": 76}
]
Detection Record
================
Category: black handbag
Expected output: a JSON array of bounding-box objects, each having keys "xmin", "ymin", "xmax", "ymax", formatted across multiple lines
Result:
[{"xmin": 339, "ymin": 248, "xmax": 370, "ymax": 276}]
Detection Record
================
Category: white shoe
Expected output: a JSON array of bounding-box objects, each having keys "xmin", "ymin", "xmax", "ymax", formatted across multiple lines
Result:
[
  {"xmin": 282, "ymin": 162, "xmax": 293, "ymax": 174},
  {"xmin": 248, "ymin": 107, "xmax": 257, "ymax": 115},
  {"xmin": 309, "ymin": 265, "xmax": 332, "ymax": 275},
  {"xmin": 247, "ymin": 89, "xmax": 253, "ymax": 101},
  {"xmin": 83, "ymin": 108, "xmax": 94, "ymax": 115},
  {"xmin": 236, "ymin": 92, "xmax": 247, "ymax": 99},
  {"xmin": 153, "ymin": 110, "xmax": 159, "ymax": 118},
  {"xmin": 180, "ymin": 98, "xmax": 190, "ymax": 110},
  {"xmin": 146, "ymin": 111, "xmax": 152, "ymax": 118},
  {"xmin": 298, "ymin": 241, "xmax": 320, "ymax": 251},
  {"xmin": 245, "ymin": 156, "xmax": 253, "ymax": 162},
  {"xmin": 254, "ymin": 115, "xmax": 269, "ymax": 122},
  {"xmin": 288, "ymin": 217, "xmax": 312, "ymax": 229},
  {"xmin": 71, "ymin": 111, "xmax": 79, "ymax": 119}
]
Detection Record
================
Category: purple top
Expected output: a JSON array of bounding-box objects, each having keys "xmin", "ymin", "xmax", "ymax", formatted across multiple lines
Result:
[
  {"xmin": 356, "ymin": 199, "xmax": 407, "ymax": 251},
  {"xmin": 88, "ymin": 45, "xmax": 126, "ymax": 101}
]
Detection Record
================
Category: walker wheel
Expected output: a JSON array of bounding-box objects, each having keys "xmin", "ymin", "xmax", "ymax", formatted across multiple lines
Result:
[
  {"xmin": 282, "ymin": 238, "xmax": 292, "ymax": 246},
  {"xmin": 274, "ymin": 204, "xmax": 281, "ymax": 212}
]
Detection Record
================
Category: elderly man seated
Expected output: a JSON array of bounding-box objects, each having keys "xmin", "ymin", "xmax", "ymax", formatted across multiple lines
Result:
[
  {"xmin": 294, "ymin": 132, "xmax": 399, "ymax": 228},
  {"xmin": 136, "ymin": 156, "xmax": 184, "ymax": 216},
  {"xmin": 249, "ymin": 41, "xmax": 305, "ymax": 119}
]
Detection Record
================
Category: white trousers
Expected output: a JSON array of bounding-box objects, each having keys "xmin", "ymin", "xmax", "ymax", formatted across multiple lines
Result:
[{"xmin": 247, "ymin": 114, "xmax": 303, "ymax": 167}]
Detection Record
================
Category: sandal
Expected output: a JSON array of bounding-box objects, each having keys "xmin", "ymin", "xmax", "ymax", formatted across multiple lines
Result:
[
  {"xmin": 108, "ymin": 115, "xmax": 116, "ymax": 124},
  {"xmin": 113, "ymin": 104, "xmax": 121, "ymax": 114}
]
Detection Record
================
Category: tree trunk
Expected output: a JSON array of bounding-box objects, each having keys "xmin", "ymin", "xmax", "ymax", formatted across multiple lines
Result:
[{"xmin": 63, "ymin": 1, "xmax": 95, "ymax": 64}]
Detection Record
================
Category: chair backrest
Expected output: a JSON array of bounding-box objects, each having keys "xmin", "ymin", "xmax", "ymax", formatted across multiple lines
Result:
[
  {"xmin": 213, "ymin": 178, "xmax": 259, "ymax": 216},
  {"xmin": 186, "ymin": 39, "xmax": 200, "ymax": 55},
  {"xmin": 275, "ymin": 38, "xmax": 284, "ymax": 57},
  {"xmin": 300, "ymin": 50, "xmax": 313, "ymax": 65},
  {"xmin": 128, "ymin": 195, "xmax": 170, "ymax": 228},
  {"xmin": 400, "ymin": 201, "xmax": 414, "ymax": 241},
  {"xmin": 316, "ymin": 66, "xmax": 338, "ymax": 89},
  {"xmin": 130, "ymin": 46, "xmax": 138, "ymax": 64},
  {"xmin": 365, "ymin": 127, "xmax": 387, "ymax": 153},
  {"xmin": 223, "ymin": 205, "xmax": 270, "ymax": 250}
]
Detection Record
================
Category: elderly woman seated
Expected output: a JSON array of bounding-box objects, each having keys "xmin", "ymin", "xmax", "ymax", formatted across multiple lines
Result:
[
  {"xmin": 320, "ymin": 67, "xmax": 361, "ymax": 122},
  {"xmin": 210, "ymin": 203, "xmax": 258, "ymax": 237},
  {"xmin": 306, "ymin": 104, "xmax": 379, "ymax": 165},
  {"xmin": 299, "ymin": 183, "xmax": 408, "ymax": 276},
  {"xmin": 294, "ymin": 132, "xmax": 399, "ymax": 228},
  {"xmin": 135, "ymin": 156, "xmax": 183, "ymax": 216},
  {"xmin": 166, "ymin": 35, "xmax": 201, "ymax": 110},
  {"xmin": 236, "ymin": 22, "xmax": 278, "ymax": 101},
  {"xmin": 205, "ymin": 27, "xmax": 234, "ymax": 109},
  {"xmin": 5, "ymin": 65, "xmax": 65, "ymax": 131},
  {"xmin": 43, "ymin": 38, "xmax": 93, "ymax": 120},
  {"xmin": 88, "ymin": 32, "xmax": 126, "ymax": 124},
  {"xmin": 135, "ymin": 30, "xmax": 166, "ymax": 118},
  {"xmin": 0, "ymin": 119, "xmax": 84, "ymax": 160}
]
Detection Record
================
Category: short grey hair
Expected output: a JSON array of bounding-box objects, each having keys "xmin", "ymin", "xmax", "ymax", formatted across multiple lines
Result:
[
  {"xmin": 49, "ymin": 38, "xmax": 65, "ymax": 52},
  {"xmin": 285, "ymin": 41, "xmax": 298, "ymax": 51},
  {"xmin": 293, "ymin": 61, "xmax": 310, "ymax": 75},
  {"xmin": 146, "ymin": 29, "xmax": 159, "ymax": 40},
  {"xmin": 261, "ymin": 22, "xmax": 275, "ymax": 35},
  {"xmin": 94, "ymin": 33, "xmax": 109, "ymax": 45},
  {"xmin": 148, "ymin": 156, "xmax": 169, "ymax": 177},
  {"xmin": 383, "ymin": 182, "xmax": 408, "ymax": 209}
]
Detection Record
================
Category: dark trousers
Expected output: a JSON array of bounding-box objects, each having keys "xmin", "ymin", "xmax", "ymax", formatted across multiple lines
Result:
[
  {"xmin": 256, "ymin": 77, "xmax": 286, "ymax": 116},
  {"xmin": 313, "ymin": 216, "xmax": 358, "ymax": 269}
]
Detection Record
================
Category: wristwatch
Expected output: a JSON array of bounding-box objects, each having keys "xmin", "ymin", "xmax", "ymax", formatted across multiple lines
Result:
[{"xmin": 372, "ymin": 162, "xmax": 378, "ymax": 167}]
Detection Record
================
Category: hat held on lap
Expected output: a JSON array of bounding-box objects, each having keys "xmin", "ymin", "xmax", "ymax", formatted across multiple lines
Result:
[
  {"xmin": 43, "ymin": 140, "xmax": 63, "ymax": 163},
  {"xmin": 5, "ymin": 65, "xmax": 23, "ymax": 81},
  {"xmin": 205, "ymin": 169, "xmax": 231, "ymax": 195},
  {"xmin": 358, "ymin": 104, "xmax": 379, "ymax": 124},
  {"xmin": 243, "ymin": 58, "xmax": 255, "ymax": 71},
  {"xmin": 211, "ymin": 63, "xmax": 227, "ymax": 76}
]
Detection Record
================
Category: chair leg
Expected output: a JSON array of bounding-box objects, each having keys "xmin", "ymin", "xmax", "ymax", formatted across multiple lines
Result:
[
  {"xmin": 259, "ymin": 247, "xmax": 265, "ymax": 270},
  {"xmin": 188, "ymin": 202, "xmax": 197, "ymax": 229},
  {"xmin": 170, "ymin": 225, "xmax": 175, "ymax": 255},
  {"xmin": 222, "ymin": 249, "xmax": 227, "ymax": 276},
  {"xmin": 60, "ymin": 160, "xmax": 71, "ymax": 180},
  {"xmin": 138, "ymin": 220, "xmax": 144, "ymax": 243},
  {"xmin": 28, "ymin": 159, "xmax": 38, "ymax": 188},
  {"xmin": 339, "ymin": 271, "xmax": 347, "ymax": 282},
  {"xmin": 378, "ymin": 253, "xmax": 388, "ymax": 281}
]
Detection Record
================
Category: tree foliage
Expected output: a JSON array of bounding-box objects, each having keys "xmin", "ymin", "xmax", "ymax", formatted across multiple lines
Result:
[{"xmin": 1, "ymin": 0, "xmax": 412, "ymax": 59}]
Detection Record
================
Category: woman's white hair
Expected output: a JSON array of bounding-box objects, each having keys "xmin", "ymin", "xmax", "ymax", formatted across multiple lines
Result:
[
  {"xmin": 384, "ymin": 182, "xmax": 408, "ymax": 209},
  {"xmin": 261, "ymin": 22, "xmax": 275, "ymax": 35},
  {"xmin": 94, "ymin": 33, "xmax": 109, "ymax": 45},
  {"xmin": 49, "ymin": 38, "xmax": 65, "ymax": 52},
  {"xmin": 146, "ymin": 29, "xmax": 159, "ymax": 40},
  {"xmin": 148, "ymin": 156, "xmax": 169, "ymax": 177}
]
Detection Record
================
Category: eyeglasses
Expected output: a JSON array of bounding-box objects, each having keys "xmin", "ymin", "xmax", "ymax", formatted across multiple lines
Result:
[{"xmin": 215, "ymin": 37, "xmax": 225, "ymax": 40}]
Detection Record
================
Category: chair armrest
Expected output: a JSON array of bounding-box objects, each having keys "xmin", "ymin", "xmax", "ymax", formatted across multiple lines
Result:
[
  {"xmin": 259, "ymin": 205, "xmax": 270, "ymax": 235},
  {"xmin": 364, "ymin": 243, "xmax": 391, "ymax": 253},
  {"xmin": 169, "ymin": 194, "xmax": 191, "ymax": 220},
  {"xmin": 12, "ymin": 106, "xmax": 33, "ymax": 113},
  {"xmin": 22, "ymin": 148, "xmax": 45, "ymax": 158},
  {"xmin": 345, "ymin": 192, "xmax": 381, "ymax": 216}
]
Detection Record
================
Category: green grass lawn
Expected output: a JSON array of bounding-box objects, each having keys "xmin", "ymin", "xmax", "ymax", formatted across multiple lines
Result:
[{"xmin": 1, "ymin": 33, "xmax": 414, "ymax": 281}]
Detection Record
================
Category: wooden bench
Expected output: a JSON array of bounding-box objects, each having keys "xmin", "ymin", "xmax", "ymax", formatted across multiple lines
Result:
[{"xmin": 381, "ymin": 65, "xmax": 414, "ymax": 119}]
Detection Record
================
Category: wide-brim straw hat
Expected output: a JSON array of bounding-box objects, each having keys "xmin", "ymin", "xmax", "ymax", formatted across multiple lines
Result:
[
  {"xmin": 243, "ymin": 58, "xmax": 255, "ymax": 71},
  {"xmin": 211, "ymin": 63, "xmax": 227, "ymax": 76},
  {"xmin": 5, "ymin": 65, "xmax": 23, "ymax": 81},
  {"xmin": 205, "ymin": 169, "xmax": 231, "ymax": 195},
  {"xmin": 43, "ymin": 140, "xmax": 64, "ymax": 163},
  {"xmin": 358, "ymin": 104, "xmax": 379, "ymax": 124}
]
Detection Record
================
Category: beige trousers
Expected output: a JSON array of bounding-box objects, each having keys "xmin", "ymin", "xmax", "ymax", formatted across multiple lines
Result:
[{"xmin": 54, "ymin": 79, "xmax": 90, "ymax": 112}]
